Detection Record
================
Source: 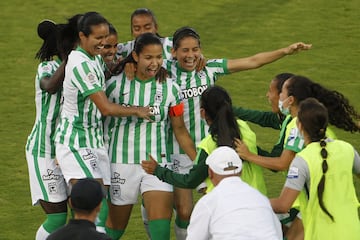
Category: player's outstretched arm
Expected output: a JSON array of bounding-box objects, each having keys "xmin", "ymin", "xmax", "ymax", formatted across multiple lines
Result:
[{"xmin": 227, "ymin": 42, "xmax": 312, "ymax": 73}]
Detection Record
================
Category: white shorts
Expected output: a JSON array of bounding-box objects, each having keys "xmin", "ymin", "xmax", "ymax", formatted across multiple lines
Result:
[
  {"xmin": 109, "ymin": 163, "xmax": 173, "ymax": 205},
  {"xmin": 55, "ymin": 144, "xmax": 111, "ymax": 186},
  {"xmin": 25, "ymin": 150, "xmax": 68, "ymax": 205},
  {"xmin": 171, "ymin": 154, "xmax": 194, "ymax": 174},
  {"xmin": 171, "ymin": 153, "xmax": 206, "ymax": 192}
]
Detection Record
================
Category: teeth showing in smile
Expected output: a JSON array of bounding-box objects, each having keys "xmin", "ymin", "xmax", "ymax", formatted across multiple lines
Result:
[
  {"xmin": 147, "ymin": 68, "xmax": 158, "ymax": 76},
  {"xmin": 184, "ymin": 58, "xmax": 196, "ymax": 67}
]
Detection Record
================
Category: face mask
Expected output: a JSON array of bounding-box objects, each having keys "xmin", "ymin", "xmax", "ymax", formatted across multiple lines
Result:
[{"xmin": 278, "ymin": 97, "xmax": 290, "ymax": 115}]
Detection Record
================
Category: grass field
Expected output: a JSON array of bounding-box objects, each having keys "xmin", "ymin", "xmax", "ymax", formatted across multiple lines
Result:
[{"xmin": 0, "ymin": 0, "xmax": 359, "ymax": 239}]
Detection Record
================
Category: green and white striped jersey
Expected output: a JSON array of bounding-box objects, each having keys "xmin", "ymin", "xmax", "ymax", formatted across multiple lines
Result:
[
  {"xmin": 105, "ymin": 73, "xmax": 182, "ymax": 165},
  {"xmin": 164, "ymin": 59, "xmax": 229, "ymax": 154},
  {"xmin": 55, "ymin": 47, "xmax": 106, "ymax": 148},
  {"xmin": 26, "ymin": 60, "xmax": 62, "ymax": 158},
  {"xmin": 116, "ymin": 36, "xmax": 173, "ymax": 60}
]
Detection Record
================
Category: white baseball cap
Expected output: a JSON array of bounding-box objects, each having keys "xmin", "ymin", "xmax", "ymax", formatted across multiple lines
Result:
[{"xmin": 206, "ymin": 146, "xmax": 242, "ymax": 175}]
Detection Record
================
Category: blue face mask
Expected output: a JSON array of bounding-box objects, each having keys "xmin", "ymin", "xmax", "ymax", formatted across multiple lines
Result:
[{"xmin": 278, "ymin": 98, "xmax": 290, "ymax": 115}]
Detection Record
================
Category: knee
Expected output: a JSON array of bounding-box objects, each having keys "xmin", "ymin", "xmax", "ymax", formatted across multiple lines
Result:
[{"xmin": 175, "ymin": 204, "xmax": 193, "ymax": 220}]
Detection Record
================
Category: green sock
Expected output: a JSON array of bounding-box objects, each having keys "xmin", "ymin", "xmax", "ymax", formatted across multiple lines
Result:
[
  {"xmin": 42, "ymin": 212, "xmax": 68, "ymax": 233},
  {"xmin": 148, "ymin": 219, "xmax": 171, "ymax": 240},
  {"xmin": 105, "ymin": 226, "xmax": 124, "ymax": 240},
  {"xmin": 96, "ymin": 198, "xmax": 108, "ymax": 228},
  {"xmin": 175, "ymin": 215, "xmax": 189, "ymax": 229}
]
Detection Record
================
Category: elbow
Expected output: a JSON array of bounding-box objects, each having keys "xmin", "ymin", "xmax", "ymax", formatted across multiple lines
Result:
[
  {"xmin": 99, "ymin": 106, "xmax": 113, "ymax": 117},
  {"xmin": 40, "ymin": 83, "xmax": 57, "ymax": 94},
  {"xmin": 101, "ymin": 109, "xmax": 112, "ymax": 117},
  {"xmin": 46, "ymin": 88, "xmax": 58, "ymax": 94}
]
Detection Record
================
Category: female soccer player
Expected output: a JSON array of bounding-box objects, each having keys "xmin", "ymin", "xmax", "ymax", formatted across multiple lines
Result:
[
  {"xmin": 163, "ymin": 26, "xmax": 310, "ymax": 238},
  {"xmin": 101, "ymin": 24, "xmax": 119, "ymax": 66},
  {"xmin": 25, "ymin": 15, "xmax": 80, "ymax": 239},
  {"xmin": 116, "ymin": 8, "xmax": 173, "ymax": 60},
  {"xmin": 53, "ymin": 11, "xmax": 151, "ymax": 234},
  {"xmin": 233, "ymin": 73, "xmax": 294, "ymax": 158},
  {"xmin": 104, "ymin": 32, "xmax": 196, "ymax": 240},
  {"xmin": 141, "ymin": 85, "xmax": 266, "ymax": 204},
  {"xmin": 270, "ymin": 98, "xmax": 360, "ymax": 239},
  {"xmin": 235, "ymin": 75, "xmax": 360, "ymax": 239}
]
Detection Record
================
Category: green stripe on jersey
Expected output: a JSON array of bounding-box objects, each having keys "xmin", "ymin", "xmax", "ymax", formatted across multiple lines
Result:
[
  {"xmin": 107, "ymin": 73, "xmax": 180, "ymax": 164},
  {"xmin": 26, "ymin": 60, "xmax": 62, "ymax": 159},
  {"xmin": 165, "ymin": 59, "xmax": 228, "ymax": 155},
  {"xmin": 55, "ymin": 49, "xmax": 106, "ymax": 149}
]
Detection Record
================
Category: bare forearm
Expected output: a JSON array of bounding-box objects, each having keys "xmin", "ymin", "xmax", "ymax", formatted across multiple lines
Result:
[
  {"xmin": 228, "ymin": 42, "xmax": 311, "ymax": 72},
  {"xmin": 40, "ymin": 61, "xmax": 66, "ymax": 94},
  {"xmin": 244, "ymin": 152, "xmax": 289, "ymax": 171},
  {"xmin": 90, "ymin": 91, "xmax": 150, "ymax": 119},
  {"xmin": 247, "ymin": 48, "xmax": 288, "ymax": 68},
  {"xmin": 270, "ymin": 198, "xmax": 289, "ymax": 213},
  {"xmin": 174, "ymin": 129, "xmax": 197, "ymax": 160}
]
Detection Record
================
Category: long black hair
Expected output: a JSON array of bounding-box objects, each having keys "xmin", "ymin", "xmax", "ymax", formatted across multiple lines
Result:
[
  {"xmin": 274, "ymin": 72, "xmax": 294, "ymax": 93},
  {"xmin": 298, "ymin": 98, "xmax": 334, "ymax": 221},
  {"xmin": 57, "ymin": 14, "xmax": 83, "ymax": 61},
  {"xmin": 286, "ymin": 75, "xmax": 360, "ymax": 132},
  {"xmin": 77, "ymin": 11, "xmax": 108, "ymax": 37},
  {"xmin": 35, "ymin": 20, "xmax": 58, "ymax": 61},
  {"xmin": 201, "ymin": 85, "xmax": 241, "ymax": 148}
]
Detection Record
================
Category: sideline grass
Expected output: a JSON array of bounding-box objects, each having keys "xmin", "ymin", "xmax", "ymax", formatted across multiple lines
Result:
[{"xmin": 0, "ymin": 0, "xmax": 359, "ymax": 239}]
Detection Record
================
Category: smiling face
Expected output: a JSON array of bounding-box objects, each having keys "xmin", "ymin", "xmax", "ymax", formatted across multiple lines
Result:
[
  {"xmin": 79, "ymin": 23, "xmax": 109, "ymax": 57},
  {"xmin": 131, "ymin": 14, "xmax": 158, "ymax": 38},
  {"xmin": 172, "ymin": 36, "xmax": 201, "ymax": 71},
  {"xmin": 133, "ymin": 43, "xmax": 163, "ymax": 80},
  {"xmin": 101, "ymin": 33, "xmax": 118, "ymax": 64}
]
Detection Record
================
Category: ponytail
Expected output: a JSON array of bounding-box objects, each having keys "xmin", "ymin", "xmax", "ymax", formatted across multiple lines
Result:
[
  {"xmin": 317, "ymin": 139, "xmax": 334, "ymax": 221},
  {"xmin": 202, "ymin": 86, "xmax": 240, "ymax": 148}
]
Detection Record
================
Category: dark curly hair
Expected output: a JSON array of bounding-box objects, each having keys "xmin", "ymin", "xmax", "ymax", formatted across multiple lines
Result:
[{"xmin": 286, "ymin": 75, "xmax": 360, "ymax": 132}]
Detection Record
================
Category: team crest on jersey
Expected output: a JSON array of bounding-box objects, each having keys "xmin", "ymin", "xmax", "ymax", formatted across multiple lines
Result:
[
  {"xmin": 154, "ymin": 90, "xmax": 163, "ymax": 103},
  {"xmin": 197, "ymin": 70, "xmax": 206, "ymax": 78},
  {"xmin": 85, "ymin": 72, "xmax": 97, "ymax": 84},
  {"xmin": 42, "ymin": 65, "xmax": 51, "ymax": 73}
]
